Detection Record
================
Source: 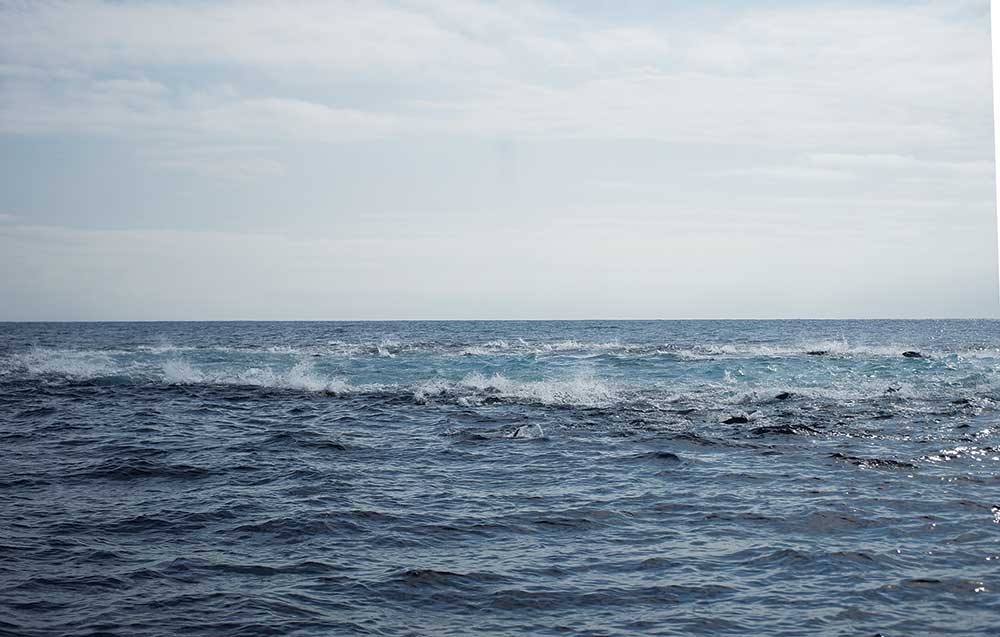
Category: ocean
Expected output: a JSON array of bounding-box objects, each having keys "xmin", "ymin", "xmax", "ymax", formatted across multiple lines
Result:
[{"xmin": 1, "ymin": 320, "xmax": 998, "ymax": 635}]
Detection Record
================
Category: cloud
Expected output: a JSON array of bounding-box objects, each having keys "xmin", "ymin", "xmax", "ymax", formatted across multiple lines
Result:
[
  {"xmin": 808, "ymin": 153, "xmax": 993, "ymax": 175},
  {"xmin": 0, "ymin": 79, "xmax": 399, "ymax": 140},
  {"xmin": 145, "ymin": 145, "xmax": 286, "ymax": 180},
  {"xmin": 0, "ymin": 1, "xmax": 989, "ymax": 153},
  {"xmin": 711, "ymin": 165, "xmax": 854, "ymax": 181},
  {"xmin": 684, "ymin": 37, "xmax": 750, "ymax": 73},
  {"xmin": 1, "ymin": 219, "xmax": 993, "ymax": 319},
  {"xmin": 0, "ymin": 1, "xmax": 993, "ymax": 319}
]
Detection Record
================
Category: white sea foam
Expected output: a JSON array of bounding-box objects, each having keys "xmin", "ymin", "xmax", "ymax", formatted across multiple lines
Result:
[
  {"xmin": 16, "ymin": 348, "xmax": 120, "ymax": 379},
  {"xmin": 410, "ymin": 372, "xmax": 622, "ymax": 407},
  {"xmin": 228, "ymin": 361, "xmax": 354, "ymax": 393},
  {"xmin": 458, "ymin": 371, "xmax": 618, "ymax": 407},
  {"xmin": 7, "ymin": 339, "xmax": 1000, "ymax": 411},
  {"xmin": 162, "ymin": 359, "xmax": 204, "ymax": 384},
  {"xmin": 101, "ymin": 338, "xmax": 1000, "ymax": 362},
  {"xmin": 691, "ymin": 341, "xmax": 927, "ymax": 359},
  {"xmin": 446, "ymin": 339, "xmax": 980, "ymax": 361},
  {"xmin": 413, "ymin": 379, "xmax": 453, "ymax": 404}
]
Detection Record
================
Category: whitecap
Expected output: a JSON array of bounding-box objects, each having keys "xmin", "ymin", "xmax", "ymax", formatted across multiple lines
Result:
[
  {"xmin": 162, "ymin": 359, "xmax": 204, "ymax": 384},
  {"xmin": 509, "ymin": 424, "xmax": 545, "ymax": 439}
]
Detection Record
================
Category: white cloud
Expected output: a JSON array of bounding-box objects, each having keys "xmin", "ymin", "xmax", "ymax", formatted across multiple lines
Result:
[
  {"xmin": 189, "ymin": 97, "xmax": 400, "ymax": 142},
  {"xmin": 0, "ymin": 1, "xmax": 990, "ymax": 152},
  {"xmin": 685, "ymin": 37, "xmax": 749, "ymax": 73},
  {"xmin": 808, "ymin": 153, "xmax": 994, "ymax": 175},
  {"xmin": 0, "ymin": 80, "xmax": 399, "ymax": 141},
  {"xmin": 1, "ymin": 219, "xmax": 993, "ymax": 319},
  {"xmin": 145, "ymin": 145, "xmax": 286, "ymax": 180},
  {"xmin": 0, "ymin": 1, "xmax": 993, "ymax": 318},
  {"xmin": 711, "ymin": 165, "xmax": 854, "ymax": 181}
]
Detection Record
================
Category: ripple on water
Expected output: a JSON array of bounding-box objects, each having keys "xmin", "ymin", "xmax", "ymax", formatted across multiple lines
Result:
[{"xmin": 2, "ymin": 320, "xmax": 1000, "ymax": 635}]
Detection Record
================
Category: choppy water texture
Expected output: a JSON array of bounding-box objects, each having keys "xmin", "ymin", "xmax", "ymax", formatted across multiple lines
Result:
[{"xmin": 2, "ymin": 320, "xmax": 999, "ymax": 635}]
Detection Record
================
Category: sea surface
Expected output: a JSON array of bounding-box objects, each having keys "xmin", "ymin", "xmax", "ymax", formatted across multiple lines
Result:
[{"xmin": 1, "ymin": 320, "xmax": 999, "ymax": 636}]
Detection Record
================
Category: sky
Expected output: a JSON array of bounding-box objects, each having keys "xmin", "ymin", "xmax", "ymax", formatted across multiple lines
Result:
[{"xmin": 0, "ymin": 0, "xmax": 995, "ymax": 320}]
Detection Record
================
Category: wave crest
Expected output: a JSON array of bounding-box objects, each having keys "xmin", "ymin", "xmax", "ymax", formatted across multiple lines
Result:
[{"xmin": 412, "ymin": 372, "xmax": 619, "ymax": 407}]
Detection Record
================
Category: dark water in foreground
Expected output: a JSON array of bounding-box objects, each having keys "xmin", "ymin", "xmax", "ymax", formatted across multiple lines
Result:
[{"xmin": 1, "ymin": 320, "xmax": 999, "ymax": 636}]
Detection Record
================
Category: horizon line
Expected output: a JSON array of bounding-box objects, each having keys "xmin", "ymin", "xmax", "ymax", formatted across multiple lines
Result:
[{"xmin": 2, "ymin": 317, "xmax": 1000, "ymax": 324}]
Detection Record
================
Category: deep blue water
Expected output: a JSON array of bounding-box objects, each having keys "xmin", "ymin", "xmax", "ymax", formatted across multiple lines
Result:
[{"xmin": 1, "ymin": 320, "xmax": 999, "ymax": 636}]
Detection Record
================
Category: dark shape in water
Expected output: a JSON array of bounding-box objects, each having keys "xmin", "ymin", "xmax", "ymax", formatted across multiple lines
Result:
[
  {"xmin": 723, "ymin": 415, "xmax": 749, "ymax": 424},
  {"xmin": 630, "ymin": 451, "xmax": 682, "ymax": 463},
  {"xmin": 806, "ymin": 350, "xmax": 828, "ymax": 356},
  {"xmin": 774, "ymin": 392, "xmax": 794, "ymax": 401},
  {"xmin": 510, "ymin": 424, "xmax": 544, "ymax": 439},
  {"xmin": 752, "ymin": 424, "xmax": 820, "ymax": 436},
  {"xmin": 902, "ymin": 351, "xmax": 924, "ymax": 358},
  {"xmin": 829, "ymin": 452, "xmax": 916, "ymax": 470}
]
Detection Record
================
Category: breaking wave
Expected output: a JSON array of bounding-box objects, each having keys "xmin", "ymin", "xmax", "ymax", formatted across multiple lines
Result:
[
  {"xmin": 6, "ymin": 331, "xmax": 1000, "ymax": 413},
  {"xmin": 9, "ymin": 337, "xmax": 999, "ymax": 362},
  {"xmin": 414, "ymin": 372, "xmax": 619, "ymax": 408}
]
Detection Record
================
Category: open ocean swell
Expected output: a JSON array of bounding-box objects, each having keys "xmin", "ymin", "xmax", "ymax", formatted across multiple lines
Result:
[{"xmin": 1, "ymin": 320, "xmax": 999, "ymax": 635}]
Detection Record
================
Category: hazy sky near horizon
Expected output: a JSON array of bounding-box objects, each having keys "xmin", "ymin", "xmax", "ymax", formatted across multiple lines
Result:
[{"xmin": 0, "ymin": 0, "xmax": 996, "ymax": 320}]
